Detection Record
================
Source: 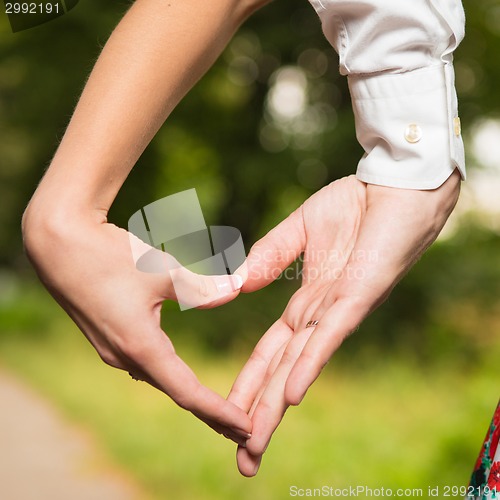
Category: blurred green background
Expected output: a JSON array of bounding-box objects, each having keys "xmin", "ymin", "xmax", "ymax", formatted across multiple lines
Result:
[{"xmin": 0, "ymin": 0, "xmax": 499, "ymax": 498}]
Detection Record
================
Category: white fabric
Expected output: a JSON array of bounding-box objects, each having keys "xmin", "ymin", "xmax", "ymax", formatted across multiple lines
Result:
[{"xmin": 308, "ymin": 0, "xmax": 466, "ymax": 189}]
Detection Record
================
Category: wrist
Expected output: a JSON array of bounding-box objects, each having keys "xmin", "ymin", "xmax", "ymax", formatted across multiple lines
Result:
[
  {"xmin": 22, "ymin": 189, "xmax": 105, "ymax": 261},
  {"xmin": 367, "ymin": 168, "xmax": 460, "ymax": 212}
]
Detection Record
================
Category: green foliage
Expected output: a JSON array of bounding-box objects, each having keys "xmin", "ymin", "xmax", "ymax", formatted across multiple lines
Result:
[
  {"xmin": 1, "ymin": 0, "xmax": 499, "ymax": 257},
  {"xmin": 0, "ymin": 2, "xmax": 499, "ymax": 495},
  {"xmin": 160, "ymin": 221, "xmax": 500, "ymax": 363},
  {"xmin": 1, "ymin": 0, "xmax": 499, "ymax": 360},
  {"xmin": 456, "ymin": 0, "xmax": 500, "ymax": 121},
  {"xmin": 0, "ymin": 291, "xmax": 498, "ymax": 499},
  {"xmin": 1, "ymin": 0, "xmax": 360, "ymax": 264},
  {"xmin": 346, "ymin": 222, "xmax": 500, "ymax": 363}
]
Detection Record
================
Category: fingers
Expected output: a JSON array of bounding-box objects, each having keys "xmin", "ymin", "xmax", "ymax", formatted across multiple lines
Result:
[
  {"xmin": 233, "ymin": 296, "xmax": 366, "ymax": 470},
  {"xmin": 130, "ymin": 236, "xmax": 243, "ymax": 309},
  {"xmin": 171, "ymin": 269, "xmax": 243, "ymax": 310},
  {"xmin": 228, "ymin": 319, "xmax": 296, "ymax": 477},
  {"xmin": 241, "ymin": 207, "xmax": 306, "ymax": 293},
  {"xmin": 234, "ymin": 302, "xmax": 360, "ymax": 474},
  {"xmin": 243, "ymin": 329, "xmax": 313, "ymax": 458},
  {"xmin": 194, "ymin": 416, "xmax": 251, "ymax": 448},
  {"xmin": 286, "ymin": 295, "xmax": 369, "ymax": 406},
  {"xmin": 234, "ymin": 329, "xmax": 314, "ymax": 477},
  {"xmin": 147, "ymin": 263, "xmax": 243, "ymax": 309},
  {"xmin": 227, "ymin": 319, "xmax": 293, "ymax": 412},
  {"xmin": 122, "ymin": 324, "xmax": 253, "ymax": 442},
  {"xmin": 232, "ymin": 174, "xmax": 461, "ymax": 474},
  {"xmin": 126, "ymin": 366, "xmax": 250, "ymax": 447},
  {"xmin": 236, "ymin": 445, "xmax": 262, "ymax": 477},
  {"xmin": 282, "ymin": 181, "xmax": 445, "ymax": 405}
]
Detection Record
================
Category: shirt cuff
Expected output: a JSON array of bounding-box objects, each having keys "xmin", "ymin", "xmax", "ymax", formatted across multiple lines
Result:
[{"xmin": 348, "ymin": 64, "xmax": 466, "ymax": 190}]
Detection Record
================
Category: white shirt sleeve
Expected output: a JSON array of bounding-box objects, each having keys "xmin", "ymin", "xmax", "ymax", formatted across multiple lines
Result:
[{"xmin": 308, "ymin": 0, "xmax": 466, "ymax": 189}]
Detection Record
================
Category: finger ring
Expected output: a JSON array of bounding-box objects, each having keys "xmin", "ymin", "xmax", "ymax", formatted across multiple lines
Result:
[
  {"xmin": 128, "ymin": 372, "xmax": 140, "ymax": 381},
  {"xmin": 306, "ymin": 320, "xmax": 319, "ymax": 328}
]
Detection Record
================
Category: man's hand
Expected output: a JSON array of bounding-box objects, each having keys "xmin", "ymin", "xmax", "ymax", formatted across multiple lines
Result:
[
  {"xmin": 228, "ymin": 172, "xmax": 460, "ymax": 476},
  {"xmin": 22, "ymin": 209, "xmax": 252, "ymax": 446}
]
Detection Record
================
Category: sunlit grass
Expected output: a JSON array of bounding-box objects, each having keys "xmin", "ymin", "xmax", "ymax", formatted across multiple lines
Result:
[{"xmin": 0, "ymin": 282, "xmax": 498, "ymax": 500}]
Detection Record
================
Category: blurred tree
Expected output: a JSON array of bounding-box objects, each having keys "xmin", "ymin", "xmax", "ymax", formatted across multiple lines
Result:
[
  {"xmin": 0, "ymin": 1, "xmax": 136, "ymax": 266},
  {"xmin": 2, "ymin": 0, "xmax": 497, "ymax": 262},
  {"xmin": 455, "ymin": 0, "xmax": 500, "ymax": 122},
  {"xmin": 1, "ymin": 0, "xmax": 499, "ymax": 359},
  {"xmin": 0, "ymin": 0, "xmax": 360, "ymax": 265},
  {"xmin": 113, "ymin": 0, "xmax": 362, "ymax": 242}
]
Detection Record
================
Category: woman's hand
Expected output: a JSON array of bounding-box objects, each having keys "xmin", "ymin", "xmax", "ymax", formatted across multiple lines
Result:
[
  {"xmin": 21, "ymin": 0, "xmax": 275, "ymax": 446},
  {"xmin": 228, "ymin": 171, "xmax": 461, "ymax": 475},
  {"xmin": 22, "ymin": 207, "xmax": 252, "ymax": 445}
]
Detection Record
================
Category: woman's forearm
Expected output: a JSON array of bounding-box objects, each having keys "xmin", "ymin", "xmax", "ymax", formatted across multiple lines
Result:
[{"xmin": 25, "ymin": 0, "xmax": 268, "ymax": 224}]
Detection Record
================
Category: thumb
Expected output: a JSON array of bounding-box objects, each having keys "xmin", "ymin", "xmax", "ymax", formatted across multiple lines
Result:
[
  {"xmin": 242, "ymin": 206, "xmax": 306, "ymax": 293},
  {"xmin": 129, "ymin": 235, "xmax": 243, "ymax": 309},
  {"xmin": 167, "ymin": 266, "xmax": 243, "ymax": 310}
]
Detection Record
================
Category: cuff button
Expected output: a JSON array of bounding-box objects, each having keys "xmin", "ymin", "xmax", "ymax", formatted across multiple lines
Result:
[
  {"xmin": 404, "ymin": 123, "xmax": 422, "ymax": 144},
  {"xmin": 453, "ymin": 117, "xmax": 461, "ymax": 136}
]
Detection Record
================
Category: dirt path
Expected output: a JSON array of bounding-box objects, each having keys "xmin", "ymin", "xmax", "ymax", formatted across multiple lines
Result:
[{"xmin": 0, "ymin": 366, "xmax": 145, "ymax": 500}]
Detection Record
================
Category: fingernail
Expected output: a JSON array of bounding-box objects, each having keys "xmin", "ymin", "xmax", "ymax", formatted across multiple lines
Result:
[
  {"xmin": 214, "ymin": 276, "xmax": 233, "ymax": 294},
  {"xmin": 297, "ymin": 390, "xmax": 306, "ymax": 405},
  {"xmin": 233, "ymin": 274, "xmax": 243, "ymax": 290},
  {"xmin": 252, "ymin": 459, "xmax": 261, "ymax": 476},
  {"xmin": 214, "ymin": 275, "xmax": 243, "ymax": 294},
  {"xmin": 223, "ymin": 432, "xmax": 247, "ymax": 448},
  {"xmin": 235, "ymin": 262, "xmax": 248, "ymax": 283},
  {"xmin": 231, "ymin": 427, "xmax": 252, "ymax": 439}
]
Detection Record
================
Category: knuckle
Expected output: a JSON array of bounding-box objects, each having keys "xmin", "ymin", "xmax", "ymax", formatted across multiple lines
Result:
[
  {"xmin": 98, "ymin": 349, "xmax": 121, "ymax": 369},
  {"xmin": 298, "ymin": 348, "xmax": 322, "ymax": 370},
  {"xmin": 173, "ymin": 387, "xmax": 197, "ymax": 412},
  {"xmin": 337, "ymin": 294, "xmax": 370, "ymax": 319},
  {"xmin": 249, "ymin": 347, "xmax": 268, "ymax": 367},
  {"xmin": 115, "ymin": 335, "xmax": 156, "ymax": 364},
  {"xmin": 285, "ymin": 391, "xmax": 301, "ymax": 407},
  {"xmin": 173, "ymin": 395, "xmax": 191, "ymax": 411},
  {"xmin": 279, "ymin": 348, "xmax": 297, "ymax": 367},
  {"xmin": 247, "ymin": 441, "xmax": 266, "ymax": 457},
  {"xmin": 256, "ymin": 397, "xmax": 275, "ymax": 416}
]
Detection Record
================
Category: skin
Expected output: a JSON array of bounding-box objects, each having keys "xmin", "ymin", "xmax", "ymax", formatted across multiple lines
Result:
[
  {"xmin": 21, "ymin": 0, "xmax": 461, "ymax": 476},
  {"xmin": 229, "ymin": 172, "xmax": 460, "ymax": 475},
  {"xmin": 22, "ymin": 0, "xmax": 272, "ymax": 446}
]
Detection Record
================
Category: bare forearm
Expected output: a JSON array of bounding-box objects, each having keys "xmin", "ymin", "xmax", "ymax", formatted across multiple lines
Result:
[{"xmin": 26, "ymin": 0, "xmax": 267, "ymax": 223}]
